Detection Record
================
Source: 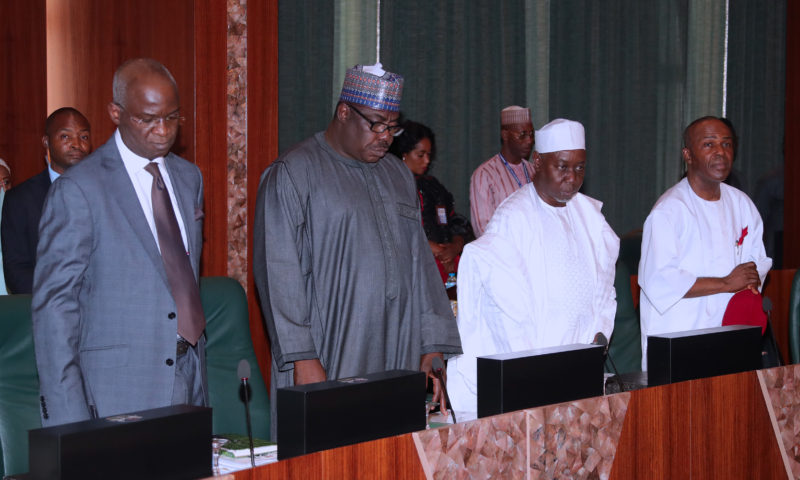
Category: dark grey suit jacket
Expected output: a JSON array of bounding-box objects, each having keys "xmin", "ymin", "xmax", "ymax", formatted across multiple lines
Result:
[
  {"xmin": 1, "ymin": 169, "xmax": 51, "ymax": 293},
  {"xmin": 32, "ymin": 135, "xmax": 206, "ymax": 426}
]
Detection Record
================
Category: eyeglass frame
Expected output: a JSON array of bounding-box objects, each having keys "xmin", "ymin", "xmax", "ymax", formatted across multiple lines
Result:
[
  {"xmin": 114, "ymin": 103, "xmax": 185, "ymax": 130},
  {"xmin": 504, "ymin": 129, "xmax": 535, "ymax": 141},
  {"xmin": 344, "ymin": 103, "xmax": 404, "ymax": 137}
]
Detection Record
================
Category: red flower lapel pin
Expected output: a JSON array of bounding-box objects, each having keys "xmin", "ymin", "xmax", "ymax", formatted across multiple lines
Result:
[{"xmin": 736, "ymin": 226, "xmax": 748, "ymax": 247}]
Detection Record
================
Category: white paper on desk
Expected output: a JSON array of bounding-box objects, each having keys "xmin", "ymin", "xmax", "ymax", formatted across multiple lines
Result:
[{"xmin": 218, "ymin": 453, "xmax": 277, "ymax": 473}]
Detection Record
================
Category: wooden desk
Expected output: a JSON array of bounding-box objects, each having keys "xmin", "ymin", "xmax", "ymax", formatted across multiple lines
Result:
[{"xmin": 233, "ymin": 365, "xmax": 800, "ymax": 479}]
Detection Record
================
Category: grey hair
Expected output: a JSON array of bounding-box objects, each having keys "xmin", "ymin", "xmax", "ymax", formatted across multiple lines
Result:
[{"xmin": 112, "ymin": 58, "xmax": 178, "ymax": 107}]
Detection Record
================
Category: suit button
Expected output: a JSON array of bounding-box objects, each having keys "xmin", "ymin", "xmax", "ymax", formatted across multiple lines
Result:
[
  {"xmin": 166, "ymin": 358, "xmax": 174, "ymax": 366},
  {"xmin": 168, "ymin": 312, "xmax": 176, "ymax": 319}
]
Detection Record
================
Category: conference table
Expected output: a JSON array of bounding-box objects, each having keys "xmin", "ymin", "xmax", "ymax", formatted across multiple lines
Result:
[{"xmin": 221, "ymin": 363, "xmax": 799, "ymax": 479}]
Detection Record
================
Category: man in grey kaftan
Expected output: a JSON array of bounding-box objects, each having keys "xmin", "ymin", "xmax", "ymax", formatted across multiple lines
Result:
[{"xmin": 254, "ymin": 64, "xmax": 462, "ymax": 438}]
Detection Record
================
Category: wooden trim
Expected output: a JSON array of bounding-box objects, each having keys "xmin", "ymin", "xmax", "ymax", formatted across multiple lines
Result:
[
  {"xmin": 194, "ymin": 0, "xmax": 229, "ymax": 278},
  {"xmin": 246, "ymin": 0, "xmax": 279, "ymax": 389}
]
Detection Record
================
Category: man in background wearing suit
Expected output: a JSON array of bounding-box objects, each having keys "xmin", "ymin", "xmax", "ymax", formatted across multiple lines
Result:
[
  {"xmin": 32, "ymin": 58, "xmax": 207, "ymax": 426},
  {"xmin": 1, "ymin": 107, "xmax": 92, "ymax": 294}
]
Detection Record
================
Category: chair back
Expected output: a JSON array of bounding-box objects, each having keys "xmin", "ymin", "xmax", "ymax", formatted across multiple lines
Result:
[
  {"xmin": 0, "ymin": 276, "xmax": 272, "ymax": 477},
  {"xmin": 201, "ymin": 277, "xmax": 271, "ymax": 439},
  {"xmin": 608, "ymin": 262, "xmax": 642, "ymax": 373},
  {"xmin": 789, "ymin": 270, "xmax": 800, "ymax": 364},
  {"xmin": 0, "ymin": 294, "xmax": 41, "ymax": 477}
]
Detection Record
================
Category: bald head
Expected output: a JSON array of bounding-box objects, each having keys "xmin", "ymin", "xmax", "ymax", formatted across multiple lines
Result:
[
  {"xmin": 108, "ymin": 58, "xmax": 181, "ymax": 160},
  {"xmin": 112, "ymin": 58, "xmax": 179, "ymax": 108}
]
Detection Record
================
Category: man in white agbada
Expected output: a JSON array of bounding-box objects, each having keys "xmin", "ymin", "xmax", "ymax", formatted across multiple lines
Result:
[
  {"xmin": 639, "ymin": 116, "xmax": 771, "ymax": 369},
  {"xmin": 447, "ymin": 119, "xmax": 619, "ymax": 419}
]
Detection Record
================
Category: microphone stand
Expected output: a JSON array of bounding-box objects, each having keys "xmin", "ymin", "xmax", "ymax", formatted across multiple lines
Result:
[{"xmin": 242, "ymin": 376, "xmax": 255, "ymax": 468}]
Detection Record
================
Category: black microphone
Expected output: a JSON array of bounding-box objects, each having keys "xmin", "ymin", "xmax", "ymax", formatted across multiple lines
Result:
[
  {"xmin": 761, "ymin": 296, "xmax": 783, "ymax": 367},
  {"xmin": 237, "ymin": 359, "xmax": 256, "ymax": 468},
  {"xmin": 592, "ymin": 332, "xmax": 625, "ymax": 393},
  {"xmin": 431, "ymin": 356, "xmax": 457, "ymax": 424},
  {"xmin": 592, "ymin": 332, "xmax": 610, "ymax": 356},
  {"xmin": 762, "ymin": 295, "xmax": 773, "ymax": 314}
]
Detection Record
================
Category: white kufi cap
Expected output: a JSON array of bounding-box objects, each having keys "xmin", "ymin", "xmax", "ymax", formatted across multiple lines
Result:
[{"xmin": 535, "ymin": 118, "xmax": 585, "ymax": 153}]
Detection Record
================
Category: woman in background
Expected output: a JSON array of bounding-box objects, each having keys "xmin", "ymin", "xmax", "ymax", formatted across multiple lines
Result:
[{"xmin": 390, "ymin": 121, "xmax": 474, "ymax": 282}]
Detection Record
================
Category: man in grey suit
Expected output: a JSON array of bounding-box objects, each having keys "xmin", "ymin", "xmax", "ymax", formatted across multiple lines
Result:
[{"xmin": 32, "ymin": 58, "xmax": 207, "ymax": 426}]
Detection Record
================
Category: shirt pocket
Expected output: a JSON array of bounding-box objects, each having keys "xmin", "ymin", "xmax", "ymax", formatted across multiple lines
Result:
[{"xmin": 397, "ymin": 202, "xmax": 420, "ymax": 221}]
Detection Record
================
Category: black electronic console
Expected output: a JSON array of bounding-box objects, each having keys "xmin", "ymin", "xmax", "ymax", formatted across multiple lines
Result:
[
  {"xmin": 28, "ymin": 405, "xmax": 212, "ymax": 480},
  {"xmin": 647, "ymin": 325, "xmax": 761, "ymax": 386},
  {"xmin": 477, "ymin": 343, "xmax": 605, "ymax": 418},
  {"xmin": 277, "ymin": 369, "xmax": 426, "ymax": 459}
]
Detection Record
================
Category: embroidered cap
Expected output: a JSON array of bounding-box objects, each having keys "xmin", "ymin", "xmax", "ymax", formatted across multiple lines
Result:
[
  {"xmin": 535, "ymin": 118, "xmax": 585, "ymax": 153},
  {"xmin": 339, "ymin": 63, "xmax": 404, "ymax": 112},
  {"xmin": 501, "ymin": 106, "xmax": 531, "ymax": 126}
]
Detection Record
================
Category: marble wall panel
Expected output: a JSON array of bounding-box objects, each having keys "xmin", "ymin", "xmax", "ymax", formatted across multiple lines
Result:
[
  {"xmin": 528, "ymin": 394, "xmax": 630, "ymax": 480},
  {"xmin": 413, "ymin": 393, "xmax": 630, "ymax": 480},
  {"xmin": 226, "ymin": 0, "xmax": 247, "ymax": 287},
  {"xmin": 413, "ymin": 410, "xmax": 528, "ymax": 479},
  {"xmin": 758, "ymin": 364, "xmax": 800, "ymax": 478}
]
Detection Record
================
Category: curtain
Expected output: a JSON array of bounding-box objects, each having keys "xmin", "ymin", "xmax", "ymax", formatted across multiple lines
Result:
[
  {"xmin": 547, "ymin": 0, "xmax": 691, "ymax": 235},
  {"xmin": 380, "ymin": 0, "xmax": 531, "ymax": 218},
  {"xmin": 333, "ymin": 0, "xmax": 378, "ymax": 112},
  {"xmin": 277, "ymin": 0, "xmax": 335, "ymax": 152},
  {"xmin": 726, "ymin": 0, "xmax": 786, "ymax": 197},
  {"xmin": 277, "ymin": 0, "xmax": 785, "ymax": 237}
]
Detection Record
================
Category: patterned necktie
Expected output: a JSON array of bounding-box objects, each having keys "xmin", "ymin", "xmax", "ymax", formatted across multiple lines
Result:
[{"xmin": 145, "ymin": 162, "xmax": 205, "ymax": 345}]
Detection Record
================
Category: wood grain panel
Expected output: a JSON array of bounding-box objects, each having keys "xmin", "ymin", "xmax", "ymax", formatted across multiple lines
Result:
[
  {"xmin": 0, "ymin": 0, "xmax": 47, "ymax": 185},
  {"xmin": 233, "ymin": 435, "xmax": 425, "ymax": 480},
  {"xmin": 193, "ymin": 0, "xmax": 228, "ymax": 277},
  {"xmin": 785, "ymin": 0, "xmax": 800, "ymax": 268},
  {"xmin": 246, "ymin": 0, "xmax": 279, "ymax": 391},
  {"xmin": 610, "ymin": 381, "xmax": 691, "ymax": 479},
  {"xmin": 46, "ymin": 0, "xmax": 195, "ymax": 163},
  {"xmin": 689, "ymin": 372, "xmax": 786, "ymax": 479}
]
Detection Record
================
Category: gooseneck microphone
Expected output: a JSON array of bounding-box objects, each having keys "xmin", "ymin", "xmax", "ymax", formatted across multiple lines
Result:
[
  {"xmin": 592, "ymin": 332, "xmax": 625, "ymax": 393},
  {"xmin": 237, "ymin": 359, "xmax": 256, "ymax": 468},
  {"xmin": 431, "ymin": 356, "xmax": 457, "ymax": 424}
]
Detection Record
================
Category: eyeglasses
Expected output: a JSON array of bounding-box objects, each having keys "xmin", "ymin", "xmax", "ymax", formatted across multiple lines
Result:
[
  {"xmin": 115, "ymin": 103, "xmax": 184, "ymax": 129},
  {"xmin": 508, "ymin": 130, "xmax": 535, "ymax": 141},
  {"xmin": 346, "ymin": 103, "xmax": 404, "ymax": 136}
]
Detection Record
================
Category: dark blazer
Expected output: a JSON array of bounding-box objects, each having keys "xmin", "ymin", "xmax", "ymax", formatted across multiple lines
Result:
[
  {"xmin": 32, "ymin": 136, "xmax": 206, "ymax": 426},
  {"xmin": 1, "ymin": 169, "xmax": 51, "ymax": 294}
]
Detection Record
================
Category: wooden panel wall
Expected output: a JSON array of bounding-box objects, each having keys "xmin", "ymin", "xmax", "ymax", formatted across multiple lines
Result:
[
  {"xmin": 46, "ymin": 0, "xmax": 196, "ymax": 162},
  {"xmin": 193, "ymin": 0, "xmax": 229, "ymax": 278},
  {"xmin": 0, "ymin": 0, "xmax": 47, "ymax": 185},
  {"xmin": 246, "ymin": 1, "xmax": 279, "ymax": 388},
  {"xmin": 785, "ymin": 1, "xmax": 800, "ymax": 268}
]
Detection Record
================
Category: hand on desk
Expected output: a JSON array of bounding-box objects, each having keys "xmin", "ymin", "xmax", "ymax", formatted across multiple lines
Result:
[
  {"xmin": 420, "ymin": 352, "xmax": 448, "ymax": 416},
  {"xmin": 293, "ymin": 359, "xmax": 326, "ymax": 385}
]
